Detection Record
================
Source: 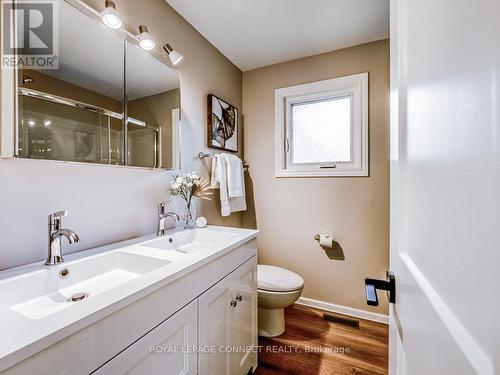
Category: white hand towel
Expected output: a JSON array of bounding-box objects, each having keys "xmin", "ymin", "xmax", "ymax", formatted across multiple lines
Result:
[
  {"xmin": 222, "ymin": 154, "xmax": 246, "ymax": 215},
  {"xmin": 209, "ymin": 153, "xmax": 246, "ymax": 216},
  {"xmin": 210, "ymin": 154, "xmax": 220, "ymax": 189},
  {"xmin": 225, "ymin": 154, "xmax": 244, "ymax": 197}
]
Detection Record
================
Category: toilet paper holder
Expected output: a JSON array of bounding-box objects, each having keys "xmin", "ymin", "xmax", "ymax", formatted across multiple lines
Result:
[
  {"xmin": 314, "ymin": 234, "xmax": 333, "ymax": 242},
  {"xmin": 314, "ymin": 234, "xmax": 345, "ymax": 260},
  {"xmin": 314, "ymin": 234, "xmax": 334, "ymax": 245}
]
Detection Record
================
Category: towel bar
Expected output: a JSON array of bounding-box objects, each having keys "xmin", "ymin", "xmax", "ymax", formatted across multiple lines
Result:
[{"xmin": 198, "ymin": 152, "xmax": 249, "ymax": 169}]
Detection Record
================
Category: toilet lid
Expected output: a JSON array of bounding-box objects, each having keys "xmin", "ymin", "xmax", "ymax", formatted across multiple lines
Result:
[{"xmin": 257, "ymin": 265, "xmax": 304, "ymax": 292}]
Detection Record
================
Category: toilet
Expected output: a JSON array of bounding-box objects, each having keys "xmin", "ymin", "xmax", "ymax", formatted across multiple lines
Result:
[{"xmin": 257, "ymin": 265, "xmax": 304, "ymax": 337}]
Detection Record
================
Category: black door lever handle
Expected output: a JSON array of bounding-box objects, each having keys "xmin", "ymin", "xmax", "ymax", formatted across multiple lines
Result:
[
  {"xmin": 365, "ymin": 283, "xmax": 379, "ymax": 306},
  {"xmin": 364, "ymin": 271, "xmax": 396, "ymax": 306}
]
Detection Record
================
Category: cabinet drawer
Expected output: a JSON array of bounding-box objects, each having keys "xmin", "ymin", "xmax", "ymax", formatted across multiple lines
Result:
[{"xmin": 94, "ymin": 300, "xmax": 197, "ymax": 375}]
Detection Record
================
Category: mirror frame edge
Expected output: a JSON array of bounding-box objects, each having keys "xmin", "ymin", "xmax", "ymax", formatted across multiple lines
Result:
[
  {"xmin": 0, "ymin": 0, "xmax": 182, "ymax": 171},
  {"xmin": 0, "ymin": 0, "xmax": 16, "ymax": 159}
]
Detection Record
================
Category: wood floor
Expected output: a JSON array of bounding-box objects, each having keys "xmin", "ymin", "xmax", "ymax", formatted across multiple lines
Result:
[{"xmin": 255, "ymin": 304, "xmax": 388, "ymax": 375}]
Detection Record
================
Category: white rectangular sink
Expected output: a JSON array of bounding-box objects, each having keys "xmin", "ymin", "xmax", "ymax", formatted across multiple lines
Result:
[
  {"xmin": 141, "ymin": 228, "xmax": 239, "ymax": 254},
  {"xmin": 0, "ymin": 251, "xmax": 170, "ymax": 320}
]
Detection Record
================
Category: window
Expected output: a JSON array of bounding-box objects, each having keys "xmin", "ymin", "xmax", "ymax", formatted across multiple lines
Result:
[{"xmin": 275, "ymin": 73, "xmax": 368, "ymax": 177}]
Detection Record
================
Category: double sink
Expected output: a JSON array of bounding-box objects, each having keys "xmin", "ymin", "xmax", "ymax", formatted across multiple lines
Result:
[{"xmin": 0, "ymin": 227, "xmax": 239, "ymax": 321}]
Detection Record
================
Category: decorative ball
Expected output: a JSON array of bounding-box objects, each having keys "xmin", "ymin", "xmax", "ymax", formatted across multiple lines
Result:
[{"xmin": 195, "ymin": 216, "xmax": 208, "ymax": 228}]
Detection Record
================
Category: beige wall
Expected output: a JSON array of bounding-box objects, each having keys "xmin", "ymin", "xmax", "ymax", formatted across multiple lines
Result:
[
  {"xmin": 128, "ymin": 88, "xmax": 180, "ymax": 168},
  {"xmin": 0, "ymin": 0, "xmax": 243, "ymax": 269},
  {"xmin": 242, "ymin": 40, "xmax": 390, "ymax": 314},
  {"xmin": 84, "ymin": 0, "xmax": 245, "ymax": 227}
]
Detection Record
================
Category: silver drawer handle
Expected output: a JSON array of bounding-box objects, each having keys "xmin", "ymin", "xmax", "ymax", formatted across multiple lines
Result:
[
  {"xmin": 230, "ymin": 300, "xmax": 237, "ymax": 307},
  {"xmin": 236, "ymin": 294, "xmax": 242, "ymax": 302}
]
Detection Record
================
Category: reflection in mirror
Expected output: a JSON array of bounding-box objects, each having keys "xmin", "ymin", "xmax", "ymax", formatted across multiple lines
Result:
[
  {"xmin": 17, "ymin": 1, "xmax": 124, "ymax": 164},
  {"xmin": 126, "ymin": 41, "xmax": 181, "ymax": 169},
  {"xmin": 15, "ymin": 1, "xmax": 181, "ymax": 169}
]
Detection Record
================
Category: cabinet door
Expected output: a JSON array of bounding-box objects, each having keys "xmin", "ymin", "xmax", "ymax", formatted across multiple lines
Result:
[
  {"xmin": 94, "ymin": 300, "xmax": 197, "ymax": 375},
  {"xmin": 198, "ymin": 256, "xmax": 258, "ymax": 375},
  {"xmin": 198, "ymin": 275, "xmax": 232, "ymax": 375},
  {"xmin": 228, "ymin": 257, "xmax": 258, "ymax": 375}
]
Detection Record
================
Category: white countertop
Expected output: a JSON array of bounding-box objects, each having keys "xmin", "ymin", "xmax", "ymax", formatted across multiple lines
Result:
[{"xmin": 0, "ymin": 225, "xmax": 258, "ymax": 371}]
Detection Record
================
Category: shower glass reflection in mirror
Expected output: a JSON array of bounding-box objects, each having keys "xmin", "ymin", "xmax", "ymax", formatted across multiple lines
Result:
[{"xmin": 126, "ymin": 41, "xmax": 180, "ymax": 169}]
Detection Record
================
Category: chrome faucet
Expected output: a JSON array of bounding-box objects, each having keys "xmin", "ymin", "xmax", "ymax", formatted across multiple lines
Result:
[
  {"xmin": 157, "ymin": 203, "xmax": 179, "ymax": 236},
  {"xmin": 46, "ymin": 211, "xmax": 80, "ymax": 266}
]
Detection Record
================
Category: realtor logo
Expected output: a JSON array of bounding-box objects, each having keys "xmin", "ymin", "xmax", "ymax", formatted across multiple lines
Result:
[{"xmin": 2, "ymin": 0, "xmax": 58, "ymax": 69}]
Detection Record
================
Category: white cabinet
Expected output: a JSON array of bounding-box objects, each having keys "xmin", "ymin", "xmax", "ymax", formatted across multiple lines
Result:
[
  {"xmin": 94, "ymin": 300, "xmax": 198, "ymax": 375},
  {"xmin": 198, "ymin": 256, "xmax": 258, "ymax": 375},
  {"xmin": 198, "ymin": 274, "xmax": 232, "ymax": 375},
  {"xmin": 228, "ymin": 257, "xmax": 258, "ymax": 375},
  {"xmin": 95, "ymin": 256, "xmax": 257, "ymax": 375}
]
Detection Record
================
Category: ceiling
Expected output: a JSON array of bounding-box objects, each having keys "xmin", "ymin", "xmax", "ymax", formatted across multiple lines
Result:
[{"xmin": 166, "ymin": 0, "xmax": 389, "ymax": 71}]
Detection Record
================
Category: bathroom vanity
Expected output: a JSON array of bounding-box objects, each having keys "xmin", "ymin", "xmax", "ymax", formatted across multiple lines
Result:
[{"xmin": 0, "ymin": 226, "xmax": 258, "ymax": 374}]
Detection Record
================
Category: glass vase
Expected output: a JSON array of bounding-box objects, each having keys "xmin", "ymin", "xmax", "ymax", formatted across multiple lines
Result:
[{"xmin": 183, "ymin": 202, "xmax": 196, "ymax": 229}]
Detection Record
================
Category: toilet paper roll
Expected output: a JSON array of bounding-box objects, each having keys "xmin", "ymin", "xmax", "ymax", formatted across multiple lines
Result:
[{"xmin": 319, "ymin": 234, "xmax": 334, "ymax": 248}]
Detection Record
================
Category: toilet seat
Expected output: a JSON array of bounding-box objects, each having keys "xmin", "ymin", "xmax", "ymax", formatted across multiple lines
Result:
[{"xmin": 257, "ymin": 265, "xmax": 304, "ymax": 292}]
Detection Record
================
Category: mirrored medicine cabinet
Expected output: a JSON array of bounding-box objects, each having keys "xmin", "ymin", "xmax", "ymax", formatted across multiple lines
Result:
[{"xmin": 13, "ymin": 0, "xmax": 181, "ymax": 169}]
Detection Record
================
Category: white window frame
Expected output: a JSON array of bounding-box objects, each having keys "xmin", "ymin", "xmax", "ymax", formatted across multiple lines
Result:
[{"xmin": 275, "ymin": 72, "xmax": 368, "ymax": 177}]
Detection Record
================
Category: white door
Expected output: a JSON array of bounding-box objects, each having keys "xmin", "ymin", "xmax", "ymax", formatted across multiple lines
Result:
[
  {"xmin": 228, "ymin": 257, "xmax": 258, "ymax": 375},
  {"xmin": 389, "ymin": 0, "xmax": 499, "ymax": 374},
  {"xmin": 94, "ymin": 300, "xmax": 197, "ymax": 375}
]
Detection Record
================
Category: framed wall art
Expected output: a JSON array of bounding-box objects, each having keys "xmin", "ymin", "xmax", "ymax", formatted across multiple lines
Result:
[{"xmin": 207, "ymin": 94, "xmax": 238, "ymax": 152}]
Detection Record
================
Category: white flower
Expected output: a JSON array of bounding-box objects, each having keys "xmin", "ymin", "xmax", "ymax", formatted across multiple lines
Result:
[
  {"xmin": 186, "ymin": 182, "xmax": 193, "ymax": 188},
  {"xmin": 176, "ymin": 176, "xmax": 183, "ymax": 183}
]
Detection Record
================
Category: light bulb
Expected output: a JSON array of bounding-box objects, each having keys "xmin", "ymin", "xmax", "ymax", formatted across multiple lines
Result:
[
  {"xmin": 138, "ymin": 25, "xmax": 155, "ymax": 50},
  {"xmin": 163, "ymin": 43, "xmax": 183, "ymax": 66},
  {"xmin": 168, "ymin": 49, "xmax": 183, "ymax": 65},
  {"xmin": 101, "ymin": 0, "xmax": 122, "ymax": 29}
]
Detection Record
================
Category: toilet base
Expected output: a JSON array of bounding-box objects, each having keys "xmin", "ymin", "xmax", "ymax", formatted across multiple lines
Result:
[{"xmin": 258, "ymin": 307, "xmax": 285, "ymax": 337}]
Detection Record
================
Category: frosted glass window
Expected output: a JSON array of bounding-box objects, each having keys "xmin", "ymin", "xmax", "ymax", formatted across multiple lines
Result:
[
  {"xmin": 291, "ymin": 97, "xmax": 351, "ymax": 164},
  {"xmin": 275, "ymin": 73, "xmax": 368, "ymax": 177}
]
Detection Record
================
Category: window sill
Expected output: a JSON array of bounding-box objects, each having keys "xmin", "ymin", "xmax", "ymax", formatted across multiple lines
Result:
[{"xmin": 275, "ymin": 167, "xmax": 368, "ymax": 178}]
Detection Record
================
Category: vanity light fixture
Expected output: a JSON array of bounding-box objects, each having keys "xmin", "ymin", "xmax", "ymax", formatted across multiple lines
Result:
[
  {"xmin": 163, "ymin": 43, "xmax": 183, "ymax": 66},
  {"xmin": 101, "ymin": 0, "xmax": 122, "ymax": 30},
  {"xmin": 43, "ymin": 120, "xmax": 52, "ymax": 127},
  {"xmin": 28, "ymin": 120, "xmax": 36, "ymax": 127},
  {"xmin": 138, "ymin": 25, "xmax": 155, "ymax": 50}
]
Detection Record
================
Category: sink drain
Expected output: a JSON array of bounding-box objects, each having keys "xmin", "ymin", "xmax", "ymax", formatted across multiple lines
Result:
[{"xmin": 68, "ymin": 292, "xmax": 89, "ymax": 302}]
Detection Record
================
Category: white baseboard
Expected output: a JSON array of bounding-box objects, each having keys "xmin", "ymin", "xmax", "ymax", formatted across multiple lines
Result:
[{"xmin": 296, "ymin": 297, "xmax": 388, "ymax": 324}]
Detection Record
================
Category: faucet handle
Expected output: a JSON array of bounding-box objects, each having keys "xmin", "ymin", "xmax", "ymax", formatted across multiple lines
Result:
[{"xmin": 48, "ymin": 210, "xmax": 68, "ymax": 227}]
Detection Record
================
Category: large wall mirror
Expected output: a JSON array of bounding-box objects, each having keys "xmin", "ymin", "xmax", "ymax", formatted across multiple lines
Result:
[{"xmin": 15, "ymin": 0, "xmax": 181, "ymax": 169}]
